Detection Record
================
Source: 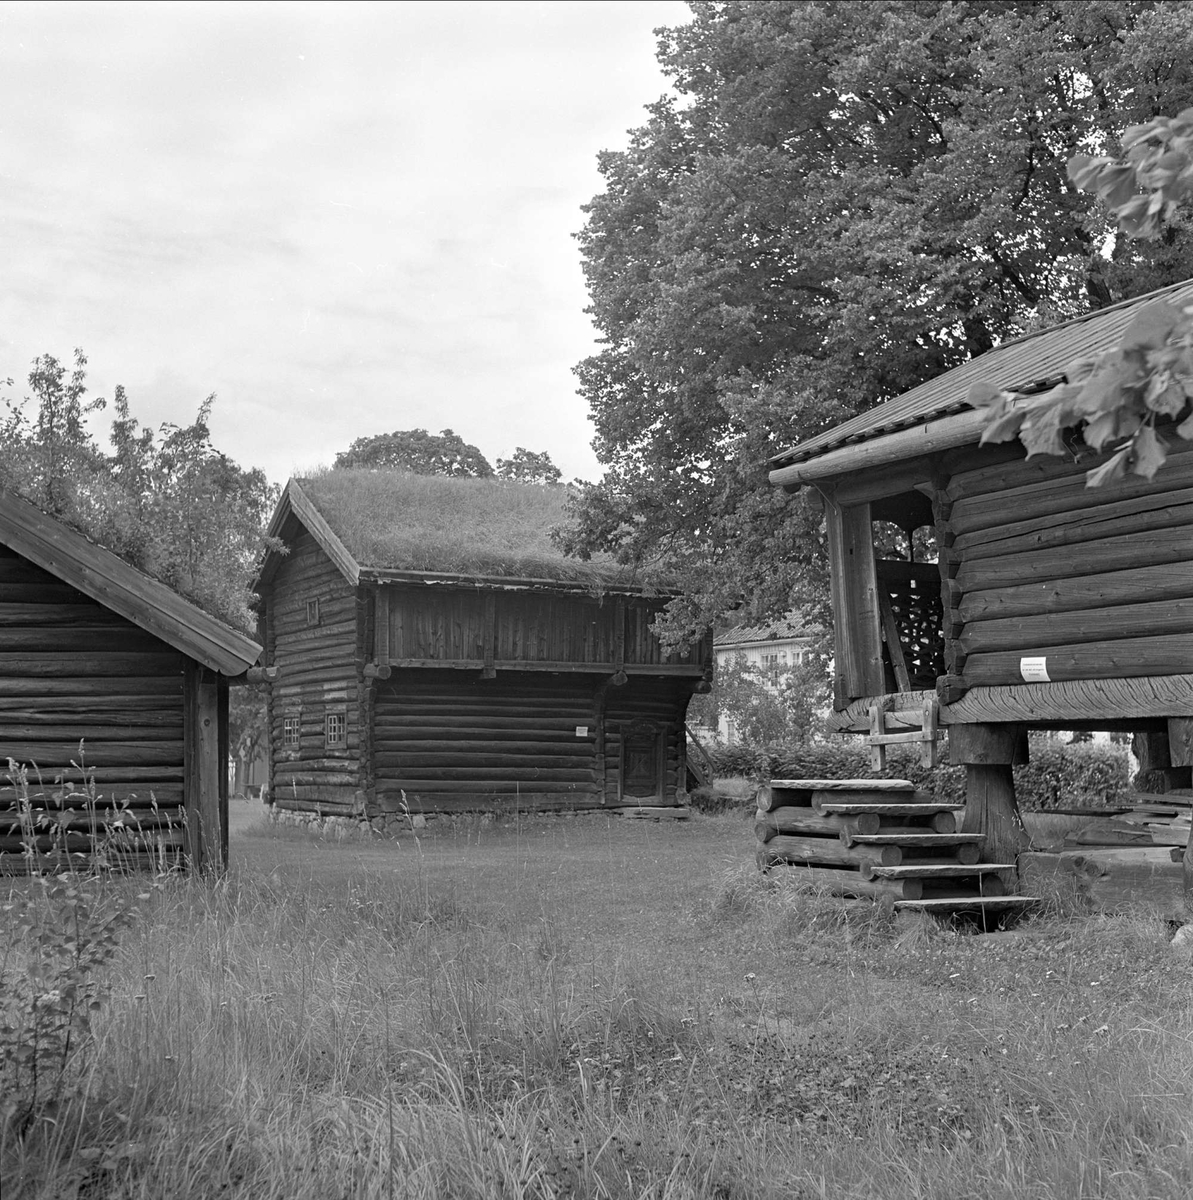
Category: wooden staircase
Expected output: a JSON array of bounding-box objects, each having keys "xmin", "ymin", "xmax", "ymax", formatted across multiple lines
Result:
[{"xmin": 755, "ymin": 777, "xmax": 1038, "ymax": 919}]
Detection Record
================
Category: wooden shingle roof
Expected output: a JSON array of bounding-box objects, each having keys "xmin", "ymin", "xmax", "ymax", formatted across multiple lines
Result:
[
  {"xmin": 0, "ymin": 488, "xmax": 261, "ymax": 675},
  {"xmin": 770, "ymin": 277, "xmax": 1193, "ymax": 472}
]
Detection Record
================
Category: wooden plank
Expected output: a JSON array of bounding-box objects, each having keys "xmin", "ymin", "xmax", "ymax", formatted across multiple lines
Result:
[
  {"xmin": 0, "ymin": 741, "xmax": 184, "ymax": 765},
  {"xmin": 964, "ymin": 634, "xmax": 1193, "ymax": 687},
  {"xmin": 960, "ymin": 598, "xmax": 1193, "ymax": 655},
  {"xmin": 847, "ymin": 832, "xmax": 983, "ymax": 848},
  {"xmin": 825, "ymin": 497, "xmax": 884, "ymax": 701},
  {"xmin": 956, "ymin": 526, "xmax": 1192, "ymax": 594},
  {"xmin": 815, "ymin": 801, "xmax": 964, "ymax": 817}
]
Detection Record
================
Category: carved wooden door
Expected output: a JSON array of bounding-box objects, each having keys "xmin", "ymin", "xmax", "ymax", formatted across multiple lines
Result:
[{"xmin": 620, "ymin": 722, "xmax": 663, "ymax": 801}]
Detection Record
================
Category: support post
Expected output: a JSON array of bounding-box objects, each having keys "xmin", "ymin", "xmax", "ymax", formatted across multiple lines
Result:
[
  {"xmin": 184, "ymin": 662, "xmax": 225, "ymax": 874},
  {"xmin": 1134, "ymin": 729, "xmax": 1193, "ymax": 793},
  {"xmin": 949, "ymin": 723, "xmax": 1030, "ymax": 869}
]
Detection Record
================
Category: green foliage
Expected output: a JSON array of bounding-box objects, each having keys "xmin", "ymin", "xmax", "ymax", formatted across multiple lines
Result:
[
  {"xmin": 0, "ymin": 877, "xmax": 145, "ymax": 1133},
  {"xmin": 569, "ymin": 1, "xmax": 1193, "ymax": 646},
  {"xmin": 0, "ymin": 356, "xmax": 277, "ymax": 632},
  {"xmin": 689, "ymin": 650, "xmax": 829, "ymax": 745},
  {"xmin": 334, "ymin": 428, "xmax": 494, "ymax": 477},
  {"xmin": 229, "ymin": 685, "xmax": 268, "ymax": 784},
  {"xmin": 980, "ymin": 107, "xmax": 1193, "ymax": 484},
  {"xmin": 495, "ymin": 447, "xmax": 562, "ymax": 485},
  {"xmin": 705, "ymin": 737, "xmax": 1131, "ymax": 812}
]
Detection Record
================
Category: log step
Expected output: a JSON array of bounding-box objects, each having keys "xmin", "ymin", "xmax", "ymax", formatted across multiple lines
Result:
[
  {"xmin": 848, "ymin": 833, "xmax": 984, "ymax": 847},
  {"xmin": 893, "ymin": 896, "xmax": 1040, "ymax": 914},
  {"xmin": 770, "ymin": 778, "xmax": 916, "ymax": 791},
  {"xmin": 816, "ymin": 802, "xmax": 965, "ymax": 817},
  {"xmin": 863, "ymin": 862, "xmax": 1014, "ymax": 880}
]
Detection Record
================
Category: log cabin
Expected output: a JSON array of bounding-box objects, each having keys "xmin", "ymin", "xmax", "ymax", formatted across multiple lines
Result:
[
  {"xmin": 767, "ymin": 278, "xmax": 1193, "ymax": 872},
  {"xmin": 0, "ymin": 488, "xmax": 261, "ymax": 874},
  {"xmin": 253, "ymin": 470, "xmax": 712, "ymax": 824}
]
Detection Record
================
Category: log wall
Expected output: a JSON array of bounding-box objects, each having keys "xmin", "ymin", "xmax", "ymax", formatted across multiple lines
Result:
[
  {"xmin": 386, "ymin": 586, "xmax": 703, "ymax": 669},
  {"xmin": 941, "ymin": 442, "xmax": 1193, "ymax": 690},
  {"xmin": 0, "ymin": 546, "xmax": 187, "ymax": 869},
  {"xmin": 371, "ymin": 670, "xmax": 695, "ymax": 814},
  {"xmin": 267, "ymin": 532, "xmax": 361, "ymax": 814}
]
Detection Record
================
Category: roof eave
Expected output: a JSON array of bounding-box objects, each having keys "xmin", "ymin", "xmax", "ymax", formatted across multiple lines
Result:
[
  {"xmin": 768, "ymin": 407, "xmax": 990, "ymax": 490},
  {"xmin": 0, "ymin": 489, "xmax": 260, "ymax": 675}
]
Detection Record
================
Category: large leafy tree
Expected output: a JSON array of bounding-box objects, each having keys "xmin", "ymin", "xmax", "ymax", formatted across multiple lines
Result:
[
  {"xmin": 334, "ymin": 428, "xmax": 493, "ymax": 476},
  {"xmin": 0, "ymin": 352, "xmax": 276, "ymax": 633},
  {"xmin": 566, "ymin": 0, "xmax": 1193, "ymax": 647}
]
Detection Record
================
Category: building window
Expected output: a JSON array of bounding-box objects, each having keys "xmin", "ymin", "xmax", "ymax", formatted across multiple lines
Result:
[
  {"xmin": 306, "ymin": 598, "xmax": 320, "ymax": 626},
  {"xmin": 283, "ymin": 713, "xmax": 301, "ymax": 748},
  {"xmin": 325, "ymin": 710, "xmax": 346, "ymax": 749}
]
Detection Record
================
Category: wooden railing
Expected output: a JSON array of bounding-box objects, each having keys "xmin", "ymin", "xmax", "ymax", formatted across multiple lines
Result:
[{"xmin": 684, "ymin": 724, "xmax": 715, "ymax": 791}]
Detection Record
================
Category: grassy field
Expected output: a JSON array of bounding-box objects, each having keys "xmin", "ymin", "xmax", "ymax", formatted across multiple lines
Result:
[{"xmin": 3, "ymin": 800, "xmax": 1193, "ymax": 1199}]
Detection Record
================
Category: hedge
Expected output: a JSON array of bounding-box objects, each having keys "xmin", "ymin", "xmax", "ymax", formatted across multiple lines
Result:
[{"xmin": 702, "ymin": 737, "xmax": 1132, "ymax": 812}]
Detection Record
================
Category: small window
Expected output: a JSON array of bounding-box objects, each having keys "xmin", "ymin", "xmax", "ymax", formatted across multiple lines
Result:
[
  {"xmin": 283, "ymin": 713, "xmax": 301, "ymax": 748},
  {"xmin": 325, "ymin": 710, "xmax": 346, "ymax": 749},
  {"xmin": 306, "ymin": 598, "xmax": 321, "ymax": 626}
]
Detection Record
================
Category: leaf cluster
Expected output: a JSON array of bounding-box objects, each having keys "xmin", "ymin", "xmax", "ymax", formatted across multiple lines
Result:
[
  {"xmin": 976, "ymin": 298, "xmax": 1193, "ymax": 485},
  {"xmin": 0, "ymin": 352, "xmax": 277, "ymax": 632}
]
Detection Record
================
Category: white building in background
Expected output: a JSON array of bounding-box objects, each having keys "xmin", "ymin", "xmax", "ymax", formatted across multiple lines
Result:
[{"xmin": 712, "ymin": 617, "xmax": 817, "ymax": 743}]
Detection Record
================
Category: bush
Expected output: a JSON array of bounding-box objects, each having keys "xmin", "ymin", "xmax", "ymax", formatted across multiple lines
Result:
[{"xmin": 706, "ymin": 736, "xmax": 1132, "ymax": 812}]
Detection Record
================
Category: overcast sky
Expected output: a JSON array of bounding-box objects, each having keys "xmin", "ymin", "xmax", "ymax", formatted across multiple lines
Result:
[{"xmin": 0, "ymin": 0, "xmax": 689, "ymax": 484}]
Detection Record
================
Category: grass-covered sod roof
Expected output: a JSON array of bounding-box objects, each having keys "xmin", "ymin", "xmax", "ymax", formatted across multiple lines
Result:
[{"xmin": 297, "ymin": 469, "xmax": 639, "ymax": 587}]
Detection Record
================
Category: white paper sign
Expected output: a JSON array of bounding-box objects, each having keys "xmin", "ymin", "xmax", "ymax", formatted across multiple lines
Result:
[
  {"xmin": 1020, "ymin": 656, "xmax": 1050, "ymax": 683},
  {"xmin": 575, "ymin": 726, "xmax": 589, "ymax": 737}
]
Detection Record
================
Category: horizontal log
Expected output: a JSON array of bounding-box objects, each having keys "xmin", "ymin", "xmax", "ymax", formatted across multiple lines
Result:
[
  {"xmin": 860, "ymin": 862, "xmax": 1010, "ymax": 884},
  {"xmin": 272, "ymin": 797, "xmax": 359, "ymax": 814},
  {"xmin": 768, "ymin": 408, "xmax": 989, "ymax": 490},
  {"xmin": 0, "ymin": 850, "xmax": 183, "ymax": 876},
  {"xmin": 377, "ymin": 730, "xmax": 600, "ymax": 747},
  {"xmin": 0, "ymin": 705, "xmax": 183, "ymax": 726},
  {"xmin": 0, "ymin": 677, "xmax": 183, "ymax": 698},
  {"xmin": 0, "ymin": 604, "xmax": 128, "ymax": 627},
  {"xmin": 0, "ymin": 583, "xmax": 88, "ymax": 604},
  {"xmin": 376, "ymin": 780, "xmax": 597, "ymax": 795},
  {"xmin": 964, "ymin": 634, "xmax": 1193, "ymax": 687},
  {"xmin": 960, "ymin": 561, "xmax": 1193, "ymax": 625},
  {"xmin": 378, "ymin": 768, "xmax": 598, "ymax": 783},
  {"xmin": 960, "ymin": 598, "xmax": 1193, "ymax": 656},
  {"xmin": 814, "ymin": 799, "xmax": 960, "ymax": 818},
  {"xmin": 956, "ymin": 526, "xmax": 1192, "ymax": 594},
  {"xmin": 754, "ymin": 807, "xmax": 883, "ymax": 843},
  {"xmin": 759, "ymin": 833, "xmax": 901, "ymax": 868},
  {"xmin": 943, "ymin": 676, "xmax": 1193, "ymax": 725},
  {"xmin": 0, "ymin": 742, "xmax": 183, "ymax": 767},
  {"xmin": 754, "ymin": 858, "xmax": 923, "ymax": 900},
  {"xmin": 4, "ymin": 767, "xmax": 186, "ymax": 784},
  {"xmin": 0, "ymin": 831, "xmax": 185, "ymax": 853},
  {"xmin": 374, "ymin": 753, "xmax": 595, "ymax": 771},
  {"xmin": 0, "ymin": 653, "xmax": 185, "ymax": 677},
  {"xmin": 272, "ymin": 773, "xmax": 358, "ymax": 789},
  {"xmin": 379, "ymin": 658, "xmax": 702, "ymax": 675},
  {"xmin": 273, "ymin": 757, "xmax": 357, "ymax": 773},
  {"xmin": 955, "ymin": 489, "xmax": 1193, "ymax": 561},
  {"xmin": 947, "ymin": 441, "xmax": 1193, "ymax": 523},
  {"xmin": 0, "ymin": 723, "xmax": 183, "ymax": 742},
  {"xmin": 272, "ymin": 786, "xmax": 360, "ymax": 803},
  {"xmin": 0, "ymin": 627, "xmax": 169, "ymax": 653}
]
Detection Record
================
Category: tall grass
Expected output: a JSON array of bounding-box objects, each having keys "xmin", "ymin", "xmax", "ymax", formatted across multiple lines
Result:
[{"xmin": 4, "ymin": 814, "xmax": 1193, "ymax": 1198}]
